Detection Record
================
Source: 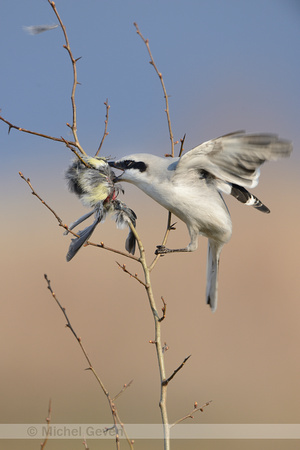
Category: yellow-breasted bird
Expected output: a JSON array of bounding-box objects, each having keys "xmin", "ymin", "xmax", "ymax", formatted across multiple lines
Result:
[{"xmin": 65, "ymin": 156, "xmax": 137, "ymax": 261}]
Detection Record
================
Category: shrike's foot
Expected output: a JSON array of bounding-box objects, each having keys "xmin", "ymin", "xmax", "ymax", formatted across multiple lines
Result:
[{"xmin": 155, "ymin": 245, "xmax": 171, "ymax": 255}]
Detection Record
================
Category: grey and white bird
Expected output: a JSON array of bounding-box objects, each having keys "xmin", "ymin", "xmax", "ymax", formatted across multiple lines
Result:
[{"xmin": 109, "ymin": 131, "xmax": 292, "ymax": 312}]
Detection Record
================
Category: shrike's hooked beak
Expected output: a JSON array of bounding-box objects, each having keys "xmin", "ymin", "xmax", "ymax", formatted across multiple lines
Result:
[
  {"xmin": 108, "ymin": 160, "xmax": 124, "ymax": 182},
  {"xmin": 108, "ymin": 161, "xmax": 123, "ymax": 169}
]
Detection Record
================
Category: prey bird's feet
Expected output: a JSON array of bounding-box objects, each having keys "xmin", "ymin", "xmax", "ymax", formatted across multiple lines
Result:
[{"xmin": 155, "ymin": 245, "xmax": 171, "ymax": 255}]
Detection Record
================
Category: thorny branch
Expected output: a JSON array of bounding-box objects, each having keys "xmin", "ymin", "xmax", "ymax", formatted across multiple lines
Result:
[
  {"xmin": 95, "ymin": 99, "xmax": 110, "ymax": 156},
  {"xmin": 112, "ymin": 380, "xmax": 134, "ymax": 402},
  {"xmin": 120, "ymin": 222, "xmax": 169, "ymax": 447},
  {"xmin": 40, "ymin": 399, "xmax": 52, "ymax": 450},
  {"xmin": 159, "ymin": 297, "xmax": 167, "ymax": 322},
  {"xmin": 0, "ymin": 114, "xmax": 78, "ymax": 148},
  {"xmin": 44, "ymin": 274, "xmax": 134, "ymax": 450},
  {"xmin": 19, "ymin": 172, "xmax": 66, "ymax": 230},
  {"xmin": 163, "ymin": 355, "xmax": 191, "ymax": 385},
  {"xmin": 82, "ymin": 439, "xmax": 89, "ymax": 450},
  {"xmin": 116, "ymin": 262, "xmax": 146, "ymax": 286},
  {"xmin": 134, "ymin": 22, "xmax": 176, "ymax": 157},
  {"xmin": 3, "ymin": 4, "xmax": 210, "ymax": 450},
  {"xmin": 149, "ymin": 212, "xmax": 176, "ymax": 271},
  {"xmin": 0, "ymin": 1, "xmax": 85, "ymax": 156},
  {"xmin": 178, "ymin": 133, "xmax": 186, "ymax": 158},
  {"xmin": 60, "ymin": 136, "xmax": 90, "ymax": 166},
  {"xmin": 171, "ymin": 400, "xmax": 212, "ymax": 427},
  {"xmin": 85, "ymin": 240, "xmax": 139, "ymax": 261},
  {"xmin": 47, "ymin": 0, "xmax": 85, "ymax": 154}
]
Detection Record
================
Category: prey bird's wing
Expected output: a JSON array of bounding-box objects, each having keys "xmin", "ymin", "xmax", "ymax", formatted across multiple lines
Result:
[
  {"xmin": 64, "ymin": 210, "xmax": 96, "ymax": 235},
  {"xmin": 66, "ymin": 208, "xmax": 104, "ymax": 262},
  {"xmin": 66, "ymin": 219, "xmax": 99, "ymax": 262},
  {"xmin": 175, "ymin": 131, "xmax": 292, "ymax": 188}
]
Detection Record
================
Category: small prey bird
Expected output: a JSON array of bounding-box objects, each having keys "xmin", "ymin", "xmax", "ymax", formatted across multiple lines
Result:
[
  {"xmin": 109, "ymin": 131, "xmax": 292, "ymax": 312},
  {"xmin": 65, "ymin": 156, "xmax": 137, "ymax": 261}
]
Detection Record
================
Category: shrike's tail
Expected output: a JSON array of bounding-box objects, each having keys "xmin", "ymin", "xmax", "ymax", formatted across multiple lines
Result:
[{"xmin": 206, "ymin": 239, "xmax": 223, "ymax": 312}]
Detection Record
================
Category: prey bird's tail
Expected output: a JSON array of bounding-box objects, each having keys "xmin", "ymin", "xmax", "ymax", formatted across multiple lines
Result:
[{"xmin": 206, "ymin": 239, "xmax": 223, "ymax": 312}]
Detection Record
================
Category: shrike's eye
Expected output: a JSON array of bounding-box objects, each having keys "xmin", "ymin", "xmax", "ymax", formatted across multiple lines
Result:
[
  {"xmin": 123, "ymin": 160, "xmax": 147, "ymax": 172},
  {"xmin": 123, "ymin": 160, "xmax": 135, "ymax": 169}
]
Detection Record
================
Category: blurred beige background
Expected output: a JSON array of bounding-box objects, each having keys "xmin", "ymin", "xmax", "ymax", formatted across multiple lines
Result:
[{"xmin": 1, "ymin": 160, "xmax": 299, "ymax": 450}]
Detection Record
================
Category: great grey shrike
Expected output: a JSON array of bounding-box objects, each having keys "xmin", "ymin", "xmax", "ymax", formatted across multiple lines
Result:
[{"xmin": 109, "ymin": 131, "xmax": 292, "ymax": 312}]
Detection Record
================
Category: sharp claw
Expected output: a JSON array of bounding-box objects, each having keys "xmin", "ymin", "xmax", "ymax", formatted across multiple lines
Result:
[{"xmin": 155, "ymin": 245, "xmax": 167, "ymax": 255}]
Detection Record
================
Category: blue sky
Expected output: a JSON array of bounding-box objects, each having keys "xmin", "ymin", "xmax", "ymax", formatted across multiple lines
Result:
[{"xmin": 1, "ymin": 0, "xmax": 299, "ymax": 173}]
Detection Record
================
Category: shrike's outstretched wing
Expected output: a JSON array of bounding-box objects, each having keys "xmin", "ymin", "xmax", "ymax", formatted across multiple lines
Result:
[{"xmin": 175, "ymin": 131, "xmax": 292, "ymax": 188}]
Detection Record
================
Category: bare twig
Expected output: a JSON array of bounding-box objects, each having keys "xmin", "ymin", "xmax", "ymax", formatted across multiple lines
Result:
[
  {"xmin": 86, "ymin": 241, "xmax": 139, "ymax": 261},
  {"xmin": 133, "ymin": 22, "xmax": 175, "ymax": 157},
  {"xmin": 19, "ymin": 172, "xmax": 66, "ymax": 229},
  {"xmin": 116, "ymin": 262, "xmax": 147, "ymax": 286},
  {"xmin": 158, "ymin": 297, "xmax": 167, "ymax": 322},
  {"xmin": 133, "ymin": 24, "xmax": 180, "ymax": 278},
  {"xmin": 44, "ymin": 274, "xmax": 134, "ymax": 450},
  {"xmin": 171, "ymin": 400, "xmax": 212, "ymax": 427},
  {"xmin": 163, "ymin": 355, "xmax": 191, "ymax": 386},
  {"xmin": 0, "ymin": 1, "xmax": 86, "ymax": 156},
  {"xmin": 126, "ymin": 221, "xmax": 170, "ymax": 449},
  {"xmin": 149, "ymin": 212, "xmax": 176, "ymax": 271},
  {"xmin": 178, "ymin": 133, "xmax": 186, "ymax": 157},
  {"xmin": 60, "ymin": 136, "xmax": 90, "ymax": 166},
  {"xmin": 0, "ymin": 114, "xmax": 77, "ymax": 147},
  {"xmin": 112, "ymin": 380, "xmax": 134, "ymax": 402},
  {"xmin": 47, "ymin": 0, "xmax": 85, "ymax": 154},
  {"xmin": 40, "ymin": 399, "xmax": 52, "ymax": 450},
  {"xmin": 95, "ymin": 99, "xmax": 110, "ymax": 156},
  {"xmin": 82, "ymin": 439, "xmax": 89, "ymax": 450}
]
